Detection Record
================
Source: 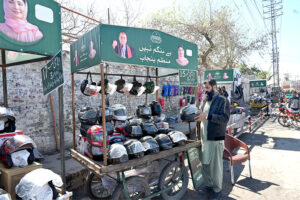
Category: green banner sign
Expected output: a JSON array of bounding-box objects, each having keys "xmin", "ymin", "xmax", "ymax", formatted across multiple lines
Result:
[
  {"xmin": 179, "ymin": 69, "xmax": 198, "ymax": 86},
  {"xmin": 187, "ymin": 147, "xmax": 204, "ymax": 190},
  {"xmin": 0, "ymin": 0, "xmax": 61, "ymax": 56},
  {"xmin": 250, "ymin": 80, "xmax": 267, "ymax": 88},
  {"xmin": 5, "ymin": 51, "xmax": 45, "ymax": 64},
  {"xmin": 204, "ymin": 69, "xmax": 234, "ymax": 82},
  {"xmin": 70, "ymin": 26, "xmax": 101, "ymax": 74},
  {"xmin": 70, "ymin": 24, "xmax": 198, "ymax": 74},
  {"xmin": 41, "ymin": 51, "xmax": 64, "ymax": 95}
]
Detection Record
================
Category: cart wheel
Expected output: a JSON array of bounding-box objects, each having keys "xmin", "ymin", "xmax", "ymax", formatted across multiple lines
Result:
[
  {"xmin": 278, "ymin": 116, "xmax": 290, "ymax": 127},
  {"xmin": 158, "ymin": 161, "xmax": 189, "ymax": 200},
  {"xmin": 85, "ymin": 173, "xmax": 111, "ymax": 200},
  {"xmin": 111, "ymin": 176, "xmax": 151, "ymax": 200}
]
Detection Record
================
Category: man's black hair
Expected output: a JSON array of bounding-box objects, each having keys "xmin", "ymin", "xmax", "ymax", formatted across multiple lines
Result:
[{"xmin": 205, "ymin": 79, "xmax": 217, "ymax": 87}]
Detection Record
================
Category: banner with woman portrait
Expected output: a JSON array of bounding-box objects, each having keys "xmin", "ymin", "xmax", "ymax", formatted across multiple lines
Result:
[{"xmin": 0, "ymin": 0, "xmax": 61, "ymax": 56}]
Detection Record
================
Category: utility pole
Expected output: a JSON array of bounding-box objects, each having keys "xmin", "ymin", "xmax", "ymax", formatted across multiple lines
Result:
[{"xmin": 263, "ymin": 0, "xmax": 283, "ymax": 87}]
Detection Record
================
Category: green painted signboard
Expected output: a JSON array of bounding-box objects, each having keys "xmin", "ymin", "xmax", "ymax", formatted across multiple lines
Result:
[
  {"xmin": 187, "ymin": 147, "xmax": 204, "ymax": 190},
  {"xmin": 179, "ymin": 69, "xmax": 198, "ymax": 87},
  {"xmin": 70, "ymin": 24, "xmax": 198, "ymax": 74},
  {"xmin": 204, "ymin": 69, "xmax": 234, "ymax": 82},
  {"xmin": 5, "ymin": 51, "xmax": 45, "ymax": 64},
  {"xmin": 250, "ymin": 80, "xmax": 267, "ymax": 88},
  {"xmin": 41, "ymin": 51, "xmax": 64, "ymax": 95},
  {"xmin": 0, "ymin": 0, "xmax": 61, "ymax": 56},
  {"xmin": 70, "ymin": 26, "xmax": 101, "ymax": 74}
]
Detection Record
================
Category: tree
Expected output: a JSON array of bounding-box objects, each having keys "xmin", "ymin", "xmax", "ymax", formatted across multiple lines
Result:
[
  {"xmin": 144, "ymin": 1, "xmax": 269, "ymax": 70},
  {"xmin": 238, "ymin": 63, "xmax": 271, "ymax": 80}
]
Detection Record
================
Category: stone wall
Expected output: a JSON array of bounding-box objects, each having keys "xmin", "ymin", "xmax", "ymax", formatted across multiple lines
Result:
[{"xmin": 0, "ymin": 51, "xmax": 184, "ymax": 153}]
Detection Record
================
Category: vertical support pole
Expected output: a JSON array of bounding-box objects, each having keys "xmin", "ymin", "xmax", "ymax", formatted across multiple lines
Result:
[
  {"xmin": 72, "ymin": 74, "xmax": 76, "ymax": 149},
  {"xmin": 58, "ymin": 86, "xmax": 66, "ymax": 193},
  {"xmin": 1, "ymin": 50, "xmax": 8, "ymax": 107},
  {"xmin": 50, "ymin": 94, "xmax": 60, "ymax": 150},
  {"xmin": 145, "ymin": 68, "xmax": 149, "ymax": 104},
  {"xmin": 196, "ymin": 69, "xmax": 201, "ymax": 141},
  {"xmin": 100, "ymin": 64, "xmax": 108, "ymax": 166},
  {"xmin": 155, "ymin": 68, "xmax": 159, "ymax": 101}
]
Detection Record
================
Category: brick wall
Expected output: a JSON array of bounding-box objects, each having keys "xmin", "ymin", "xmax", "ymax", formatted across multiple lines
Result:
[{"xmin": 0, "ymin": 51, "xmax": 184, "ymax": 153}]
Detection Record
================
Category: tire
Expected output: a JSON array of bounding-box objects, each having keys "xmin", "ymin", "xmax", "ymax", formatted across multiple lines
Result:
[
  {"xmin": 85, "ymin": 173, "xmax": 111, "ymax": 200},
  {"xmin": 278, "ymin": 116, "xmax": 290, "ymax": 127},
  {"xmin": 158, "ymin": 161, "xmax": 189, "ymax": 200},
  {"xmin": 292, "ymin": 117, "xmax": 300, "ymax": 128},
  {"xmin": 111, "ymin": 176, "xmax": 151, "ymax": 200}
]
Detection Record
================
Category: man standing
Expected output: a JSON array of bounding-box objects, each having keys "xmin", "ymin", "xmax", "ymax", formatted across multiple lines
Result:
[
  {"xmin": 288, "ymin": 91, "xmax": 300, "ymax": 110},
  {"xmin": 112, "ymin": 32, "xmax": 135, "ymax": 58},
  {"xmin": 195, "ymin": 79, "xmax": 230, "ymax": 200}
]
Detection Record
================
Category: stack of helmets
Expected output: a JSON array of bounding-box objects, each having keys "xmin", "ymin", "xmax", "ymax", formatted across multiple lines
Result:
[
  {"xmin": 136, "ymin": 105, "xmax": 152, "ymax": 119},
  {"xmin": 86, "ymin": 125, "xmax": 107, "ymax": 161},
  {"xmin": 98, "ymin": 107, "xmax": 114, "ymax": 135},
  {"xmin": 78, "ymin": 107, "xmax": 98, "ymax": 137},
  {"xmin": 108, "ymin": 143, "xmax": 128, "ymax": 164},
  {"xmin": 140, "ymin": 136, "xmax": 159, "ymax": 155},
  {"xmin": 154, "ymin": 134, "xmax": 173, "ymax": 150},
  {"xmin": 180, "ymin": 105, "xmax": 198, "ymax": 122},
  {"xmin": 141, "ymin": 119, "xmax": 158, "ymax": 137},
  {"xmin": 167, "ymin": 131, "xmax": 187, "ymax": 146},
  {"xmin": 124, "ymin": 139, "xmax": 145, "ymax": 159},
  {"xmin": 125, "ymin": 120, "xmax": 143, "ymax": 139},
  {"xmin": 111, "ymin": 104, "xmax": 128, "ymax": 129}
]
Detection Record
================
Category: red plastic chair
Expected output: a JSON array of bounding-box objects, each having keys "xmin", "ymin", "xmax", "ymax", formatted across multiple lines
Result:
[{"xmin": 223, "ymin": 134, "xmax": 252, "ymax": 185}]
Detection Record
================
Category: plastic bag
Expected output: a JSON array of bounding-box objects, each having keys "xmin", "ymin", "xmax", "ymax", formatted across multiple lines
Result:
[
  {"xmin": 15, "ymin": 168, "xmax": 63, "ymax": 200},
  {"xmin": 11, "ymin": 150, "xmax": 29, "ymax": 167},
  {"xmin": 0, "ymin": 188, "xmax": 12, "ymax": 200}
]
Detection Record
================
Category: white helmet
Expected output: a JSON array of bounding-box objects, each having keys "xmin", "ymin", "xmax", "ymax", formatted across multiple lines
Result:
[{"xmin": 111, "ymin": 104, "xmax": 127, "ymax": 121}]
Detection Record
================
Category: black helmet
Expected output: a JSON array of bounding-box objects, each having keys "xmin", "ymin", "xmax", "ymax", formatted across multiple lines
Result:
[
  {"xmin": 150, "ymin": 101, "xmax": 162, "ymax": 116},
  {"xmin": 80, "ymin": 124, "xmax": 92, "ymax": 137},
  {"xmin": 167, "ymin": 131, "xmax": 187, "ymax": 146},
  {"xmin": 180, "ymin": 105, "xmax": 198, "ymax": 122},
  {"xmin": 136, "ymin": 105, "xmax": 152, "ymax": 119},
  {"xmin": 78, "ymin": 107, "xmax": 98, "ymax": 125},
  {"xmin": 114, "ymin": 120, "xmax": 128, "ymax": 129},
  {"xmin": 105, "ymin": 121, "xmax": 114, "ymax": 135},
  {"xmin": 108, "ymin": 143, "xmax": 128, "ymax": 164},
  {"xmin": 141, "ymin": 122, "xmax": 158, "ymax": 136},
  {"xmin": 130, "ymin": 77, "xmax": 146, "ymax": 96},
  {"xmin": 80, "ymin": 72, "xmax": 99, "ymax": 96},
  {"xmin": 154, "ymin": 134, "xmax": 173, "ymax": 150},
  {"xmin": 124, "ymin": 139, "xmax": 145, "ymax": 159},
  {"xmin": 0, "ymin": 107, "xmax": 16, "ymax": 133},
  {"xmin": 108, "ymin": 132, "xmax": 125, "ymax": 145},
  {"xmin": 115, "ymin": 77, "xmax": 133, "ymax": 94},
  {"xmin": 125, "ymin": 121, "xmax": 143, "ymax": 139},
  {"xmin": 153, "ymin": 114, "xmax": 166, "ymax": 123},
  {"xmin": 155, "ymin": 122, "xmax": 169, "ymax": 134},
  {"xmin": 140, "ymin": 136, "xmax": 159, "ymax": 155},
  {"xmin": 98, "ymin": 79, "xmax": 117, "ymax": 95},
  {"xmin": 98, "ymin": 107, "xmax": 113, "ymax": 123}
]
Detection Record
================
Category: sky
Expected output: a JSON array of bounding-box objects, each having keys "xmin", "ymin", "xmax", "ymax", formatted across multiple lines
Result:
[{"xmin": 66, "ymin": 0, "xmax": 300, "ymax": 80}]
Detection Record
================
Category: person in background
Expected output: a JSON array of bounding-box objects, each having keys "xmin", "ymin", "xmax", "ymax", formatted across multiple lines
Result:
[
  {"xmin": 222, "ymin": 86, "xmax": 229, "ymax": 98},
  {"xmin": 0, "ymin": 0, "xmax": 43, "ymax": 43},
  {"xmin": 195, "ymin": 79, "xmax": 230, "ymax": 200},
  {"xmin": 112, "ymin": 32, "xmax": 135, "ymax": 58},
  {"xmin": 288, "ymin": 91, "xmax": 300, "ymax": 111}
]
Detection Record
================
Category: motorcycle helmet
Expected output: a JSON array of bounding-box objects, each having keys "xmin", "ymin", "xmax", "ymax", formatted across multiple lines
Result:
[
  {"xmin": 98, "ymin": 79, "xmax": 117, "ymax": 95},
  {"xmin": 129, "ymin": 118, "xmax": 142, "ymax": 126},
  {"xmin": 114, "ymin": 120, "xmax": 128, "ymax": 129},
  {"xmin": 80, "ymin": 124, "xmax": 92, "ymax": 137},
  {"xmin": 0, "ymin": 107, "xmax": 16, "ymax": 133},
  {"xmin": 153, "ymin": 114, "xmax": 166, "ymax": 123},
  {"xmin": 105, "ymin": 121, "xmax": 114, "ymax": 135},
  {"xmin": 124, "ymin": 139, "xmax": 145, "ymax": 159},
  {"xmin": 154, "ymin": 134, "xmax": 173, "ymax": 150},
  {"xmin": 136, "ymin": 105, "xmax": 152, "ymax": 119},
  {"xmin": 108, "ymin": 132, "xmax": 125, "ymax": 145},
  {"xmin": 155, "ymin": 122, "xmax": 169, "ymax": 134},
  {"xmin": 125, "ymin": 121, "xmax": 143, "ymax": 139},
  {"xmin": 144, "ymin": 81, "xmax": 160, "ymax": 94},
  {"xmin": 130, "ymin": 77, "xmax": 146, "ymax": 96},
  {"xmin": 150, "ymin": 101, "xmax": 162, "ymax": 116},
  {"xmin": 141, "ymin": 121, "xmax": 158, "ymax": 136},
  {"xmin": 0, "ymin": 135, "xmax": 36, "ymax": 168},
  {"xmin": 78, "ymin": 107, "xmax": 98, "ymax": 125},
  {"xmin": 111, "ymin": 104, "xmax": 127, "ymax": 121},
  {"xmin": 115, "ymin": 77, "xmax": 133, "ymax": 94},
  {"xmin": 86, "ymin": 125, "xmax": 108, "ymax": 160},
  {"xmin": 180, "ymin": 105, "xmax": 198, "ymax": 122},
  {"xmin": 167, "ymin": 131, "xmax": 187, "ymax": 146},
  {"xmin": 108, "ymin": 143, "xmax": 128, "ymax": 164},
  {"xmin": 98, "ymin": 107, "xmax": 113, "ymax": 123},
  {"xmin": 80, "ymin": 72, "xmax": 100, "ymax": 96},
  {"xmin": 140, "ymin": 136, "xmax": 159, "ymax": 155}
]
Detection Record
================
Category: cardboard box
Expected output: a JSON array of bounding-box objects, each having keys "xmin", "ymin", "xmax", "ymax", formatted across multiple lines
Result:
[{"xmin": 0, "ymin": 162, "xmax": 42, "ymax": 200}]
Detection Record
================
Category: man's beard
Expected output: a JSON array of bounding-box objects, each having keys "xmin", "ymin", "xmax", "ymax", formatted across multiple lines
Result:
[{"xmin": 205, "ymin": 90, "xmax": 215, "ymax": 101}]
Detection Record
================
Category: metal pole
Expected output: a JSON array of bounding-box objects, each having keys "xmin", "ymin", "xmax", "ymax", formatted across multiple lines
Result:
[
  {"xmin": 58, "ymin": 86, "xmax": 66, "ymax": 193},
  {"xmin": 155, "ymin": 68, "xmax": 159, "ymax": 101},
  {"xmin": 196, "ymin": 69, "xmax": 201, "ymax": 140},
  {"xmin": 1, "ymin": 50, "xmax": 8, "ymax": 107},
  {"xmin": 72, "ymin": 74, "xmax": 76, "ymax": 149},
  {"xmin": 146, "ymin": 68, "xmax": 149, "ymax": 104},
  {"xmin": 100, "ymin": 64, "xmax": 108, "ymax": 166},
  {"xmin": 50, "ymin": 94, "xmax": 60, "ymax": 150}
]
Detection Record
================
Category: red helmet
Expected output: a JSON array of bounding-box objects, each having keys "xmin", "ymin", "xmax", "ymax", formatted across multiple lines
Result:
[{"xmin": 87, "ymin": 125, "xmax": 105, "ymax": 147}]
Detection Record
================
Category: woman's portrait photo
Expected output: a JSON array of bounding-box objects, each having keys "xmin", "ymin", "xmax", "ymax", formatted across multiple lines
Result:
[
  {"xmin": 0, "ymin": 0, "xmax": 43, "ymax": 43},
  {"xmin": 89, "ymin": 40, "xmax": 96, "ymax": 59},
  {"xmin": 176, "ymin": 45, "xmax": 189, "ymax": 66},
  {"xmin": 112, "ymin": 32, "xmax": 135, "ymax": 59}
]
